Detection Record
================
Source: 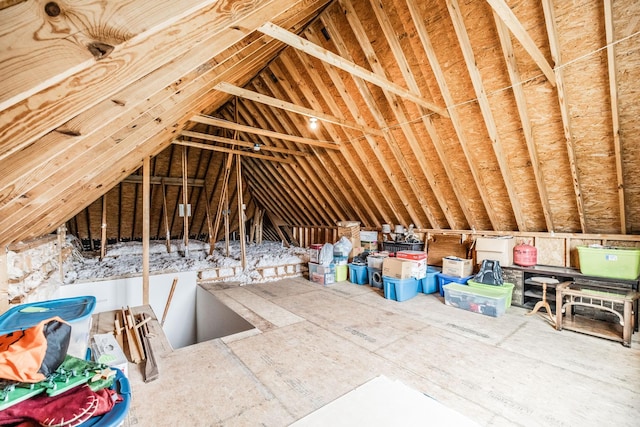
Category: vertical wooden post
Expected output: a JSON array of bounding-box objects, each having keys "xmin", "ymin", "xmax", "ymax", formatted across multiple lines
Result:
[
  {"xmin": 182, "ymin": 146, "xmax": 190, "ymax": 257},
  {"xmin": 203, "ymin": 184, "xmax": 214, "ymax": 248},
  {"xmin": 161, "ymin": 180, "xmax": 171, "ymax": 253},
  {"xmin": 224, "ymin": 180, "xmax": 230, "ymax": 257},
  {"xmin": 1, "ymin": 249, "xmax": 8, "ymax": 313},
  {"xmin": 236, "ymin": 154, "xmax": 247, "ymax": 269},
  {"xmin": 57, "ymin": 225, "xmax": 66, "ymax": 284},
  {"xmin": 99, "ymin": 195, "xmax": 107, "ymax": 261},
  {"xmin": 143, "ymin": 156, "xmax": 150, "ymax": 305}
]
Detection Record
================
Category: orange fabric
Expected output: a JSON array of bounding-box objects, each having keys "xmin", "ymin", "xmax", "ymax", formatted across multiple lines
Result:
[{"xmin": 0, "ymin": 316, "xmax": 66, "ymax": 383}]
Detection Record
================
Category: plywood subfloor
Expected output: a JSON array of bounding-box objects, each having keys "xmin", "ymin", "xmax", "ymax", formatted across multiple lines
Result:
[{"xmin": 121, "ymin": 278, "xmax": 640, "ymax": 426}]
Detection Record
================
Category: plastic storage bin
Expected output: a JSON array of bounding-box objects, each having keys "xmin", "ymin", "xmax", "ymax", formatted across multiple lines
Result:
[
  {"xmin": 421, "ymin": 266, "xmax": 441, "ymax": 294},
  {"xmin": 436, "ymin": 273, "xmax": 474, "ymax": 297},
  {"xmin": 349, "ymin": 264, "xmax": 369, "ymax": 285},
  {"xmin": 81, "ymin": 367, "xmax": 131, "ymax": 426},
  {"xmin": 0, "ymin": 296, "xmax": 96, "ymax": 359},
  {"xmin": 443, "ymin": 283, "xmax": 508, "ymax": 317},
  {"xmin": 383, "ymin": 276, "xmax": 419, "ymax": 302},
  {"xmin": 467, "ymin": 280, "xmax": 515, "ymax": 307},
  {"xmin": 368, "ymin": 267, "xmax": 383, "ymax": 289},
  {"xmin": 335, "ymin": 264, "xmax": 348, "ymax": 281},
  {"xmin": 577, "ymin": 245, "xmax": 640, "ymax": 280}
]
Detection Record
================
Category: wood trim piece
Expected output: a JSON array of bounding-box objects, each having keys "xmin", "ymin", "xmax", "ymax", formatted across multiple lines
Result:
[
  {"xmin": 485, "ymin": 0, "xmax": 556, "ymax": 86},
  {"xmin": 181, "ymin": 146, "xmax": 189, "ymax": 254},
  {"xmin": 603, "ymin": 0, "xmax": 626, "ymax": 234},
  {"xmin": 257, "ymin": 21, "xmax": 449, "ymax": 117},
  {"xmin": 214, "ymin": 82, "xmax": 384, "ymax": 137},
  {"xmin": 235, "ymin": 155, "xmax": 247, "ymax": 269}
]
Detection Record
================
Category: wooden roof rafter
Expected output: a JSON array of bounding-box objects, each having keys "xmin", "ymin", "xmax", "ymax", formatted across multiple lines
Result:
[
  {"xmin": 367, "ymin": 0, "xmax": 460, "ymax": 229},
  {"xmin": 603, "ymin": 0, "xmax": 626, "ymax": 234},
  {"xmin": 257, "ymin": 21, "xmax": 450, "ymax": 117},
  {"xmin": 485, "ymin": 0, "xmax": 556, "ymax": 87},
  {"xmin": 541, "ymin": 0, "xmax": 586, "ymax": 233},
  {"xmin": 304, "ymin": 25, "xmax": 412, "ymax": 227},
  {"xmin": 446, "ymin": 0, "xmax": 524, "ymax": 230},
  {"xmin": 273, "ymin": 53, "xmax": 381, "ymax": 227},
  {"xmin": 335, "ymin": 0, "xmax": 440, "ymax": 228},
  {"xmin": 492, "ymin": 12, "xmax": 555, "ymax": 232},
  {"xmin": 321, "ymin": 12, "xmax": 432, "ymax": 228},
  {"xmin": 405, "ymin": 0, "xmax": 490, "ymax": 230},
  {"xmin": 234, "ymin": 88, "xmax": 345, "ymax": 224},
  {"xmin": 221, "ymin": 106, "xmax": 330, "ymax": 225},
  {"xmin": 254, "ymin": 73, "xmax": 362, "ymax": 223}
]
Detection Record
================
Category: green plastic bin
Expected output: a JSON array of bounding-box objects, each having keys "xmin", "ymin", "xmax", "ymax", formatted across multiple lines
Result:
[{"xmin": 577, "ymin": 246, "xmax": 640, "ymax": 280}]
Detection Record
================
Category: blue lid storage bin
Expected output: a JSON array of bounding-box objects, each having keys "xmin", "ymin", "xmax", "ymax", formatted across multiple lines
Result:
[
  {"xmin": 421, "ymin": 266, "xmax": 441, "ymax": 294},
  {"xmin": 383, "ymin": 276, "xmax": 419, "ymax": 302},
  {"xmin": 436, "ymin": 273, "xmax": 473, "ymax": 297},
  {"xmin": 0, "ymin": 296, "xmax": 96, "ymax": 359},
  {"xmin": 349, "ymin": 264, "xmax": 369, "ymax": 285},
  {"xmin": 80, "ymin": 367, "xmax": 131, "ymax": 426}
]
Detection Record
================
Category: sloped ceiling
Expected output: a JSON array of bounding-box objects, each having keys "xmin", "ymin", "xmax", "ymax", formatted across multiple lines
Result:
[{"xmin": 1, "ymin": 0, "xmax": 639, "ymax": 249}]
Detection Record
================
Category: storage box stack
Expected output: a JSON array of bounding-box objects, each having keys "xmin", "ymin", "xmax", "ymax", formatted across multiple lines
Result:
[
  {"xmin": 381, "ymin": 252, "xmax": 428, "ymax": 302},
  {"xmin": 337, "ymin": 221, "xmax": 361, "ymax": 259},
  {"xmin": 309, "ymin": 262, "xmax": 335, "ymax": 286},
  {"xmin": 475, "ymin": 236, "xmax": 515, "ymax": 266},
  {"xmin": 360, "ymin": 230, "xmax": 379, "ymax": 252}
]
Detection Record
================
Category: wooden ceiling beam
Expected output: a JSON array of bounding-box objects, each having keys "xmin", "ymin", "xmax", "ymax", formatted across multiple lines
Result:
[
  {"xmin": 541, "ymin": 0, "xmax": 586, "ymax": 233},
  {"xmin": 257, "ymin": 21, "xmax": 450, "ymax": 118},
  {"xmin": 485, "ymin": 0, "xmax": 556, "ymax": 86},
  {"xmin": 190, "ymin": 115, "xmax": 341, "ymax": 150},
  {"xmin": 603, "ymin": 0, "xmax": 627, "ymax": 234},
  {"xmin": 123, "ymin": 175, "xmax": 205, "ymax": 187},
  {"xmin": 214, "ymin": 81, "xmax": 384, "ymax": 136},
  {"xmin": 493, "ymin": 12, "xmax": 555, "ymax": 232},
  {"xmin": 180, "ymin": 129, "xmax": 310, "ymax": 156},
  {"xmin": 173, "ymin": 139, "xmax": 294, "ymax": 164},
  {"xmin": 447, "ymin": 0, "xmax": 525, "ymax": 230}
]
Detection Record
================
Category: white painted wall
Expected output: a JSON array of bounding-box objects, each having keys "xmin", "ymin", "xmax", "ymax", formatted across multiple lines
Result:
[
  {"xmin": 195, "ymin": 286, "xmax": 254, "ymax": 343},
  {"xmin": 57, "ymin": 271, "xmax": 198, "ymax": 350}
]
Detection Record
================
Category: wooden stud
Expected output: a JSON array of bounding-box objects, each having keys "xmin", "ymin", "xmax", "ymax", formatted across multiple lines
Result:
[
  {"xmin": 236, "ymin": 154, "xmax": 247, "ymax": 269},
  {"xmin": 173, "ymin": 139, "xmax": 294, "ymax": 163},
  {"xmin": 99, "ymin": 195, "xmax": 107, "ymax": 261},
  {"xmin": 181, "ymin": 130, "xmax": 310, "ymax": 157},
  {"xmin": 181, "ymin": 146, "xmax": 190, "ymax": 256},
  {"xmin": 142, "ymin": 157, "xmax": 150, "ymax": 305}
]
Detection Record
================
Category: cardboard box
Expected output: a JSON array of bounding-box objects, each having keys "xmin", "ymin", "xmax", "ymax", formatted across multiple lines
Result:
[
  {"xmin": 396, "ymin": 250, "xmax": 427, "ymax": 261},
  {"xmin": 382, "ymin": 257, "xmax": 415, "ymax": 279},
  {"xmin": 92, "ymin": 333, "xmax": 128, "ymax": 377},
  {"xmin": 442, "ymin": 256, "xmax": 474, "ymax": 278},
  {"xmin": 360, "ymin": 230, "xmax": 379, "ymax": 242},
  {"xmin": 475, "ymin": 236, "xmax": 515, "ymax": 266}
]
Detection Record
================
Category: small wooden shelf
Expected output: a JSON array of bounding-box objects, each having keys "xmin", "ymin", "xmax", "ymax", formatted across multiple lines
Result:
[{"xmin": 560, "ymin": 314, "xmax": 624, "ymax": 343}]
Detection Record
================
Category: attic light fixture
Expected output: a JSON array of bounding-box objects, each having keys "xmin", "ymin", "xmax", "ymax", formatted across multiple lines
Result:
[
  {"xmin": 309, "ymin": 117, "xmax": 318, "ymax": 130},
  {"xmin": 253, "ymin": 143, "xmax": 261, "ymax": 151}
]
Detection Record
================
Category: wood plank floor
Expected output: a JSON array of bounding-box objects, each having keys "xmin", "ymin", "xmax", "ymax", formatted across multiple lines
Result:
[{"xmin": 120, "ymin": 277, "xmax": 640, "ymax": 426}]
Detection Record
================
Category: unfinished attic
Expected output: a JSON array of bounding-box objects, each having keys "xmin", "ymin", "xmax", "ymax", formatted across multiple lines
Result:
[{"xmin": 1, "ymin": 0, "xmax": 640, "ymax": 425}]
